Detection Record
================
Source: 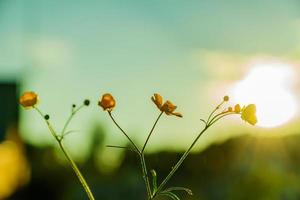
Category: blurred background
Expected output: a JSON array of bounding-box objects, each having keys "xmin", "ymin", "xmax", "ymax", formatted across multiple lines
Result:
[{"xmin": 1, "ymin": 0, "xmax": 300, "ymax": 199}]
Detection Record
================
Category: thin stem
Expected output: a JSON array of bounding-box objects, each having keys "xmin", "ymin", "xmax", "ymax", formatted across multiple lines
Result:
[
  {"xmin": 207, "ymin": 111, "xmax": 227, "ymax": 126},
  {"xmin": 61, "ymin": 104, "xmax": 85, "ymax": 136},
  {"xmin": 140, "ymin": 111, "xmax": 164, "ymax": 198},
  {"xmin": 108, "ymin": 111, "xmax": 140, "ymax": 153},
  {"xmin": 209, "ymin": 112, "xmax": 238, "ymax": 126},
  {"xmin": 34, "ymin": 107, "xmax": 59, "ymax": 140},
  {"xmin": 153, "ymin": 111, "xmax": 239, "ymax": 197},
  {"xmin": 140, "ymin": 153, "xmax": 152, "ymax": 199},
  {"xmin": 154, "ymin": 125, "xmax": 210, "ymax": 197},
  {"xmin": 106, "ymin": 111, "xmax": 153, "ymax": 199},
  {"xmin": 206, "ymin": 101, "xmax": 224, "ymax": 123},
  {"xmin": 34, "ymin": 106, "xmax": 95, "ymax": 200},
  {"xmin": 142, "ymin": 111, "xmax": 163, "ymax": 153},
  {"xmin": 58, "ymin": 141, "xmax": 95, "ymax": 200},
  {"xmin": 62, "ymin": 130, "xmax": 79, "ymax": 138}
]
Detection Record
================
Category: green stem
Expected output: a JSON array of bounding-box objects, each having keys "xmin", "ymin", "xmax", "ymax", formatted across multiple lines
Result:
[
  {"xmin": 34, "ymin": 107, "xmax": 58, "ymax": 139},
  {"xmin": 58, "ymin": 141, "xmax": 95, "ymax": 200},
  {"xmin": 208, "ymin": 112, "xmax": 237, "ymax": 126},
  {"xmin": 154, "ymin": 125, "xmax": 210, "ymax": 197},
  {"xmin": 153, "ymin": 110, "xmax": 237, "ymax": 197},
  {"xmin": 34, "ymin": 107, "xmax": 95, "ymax": 200},
  {"xmin": 140, "ymin": 111, "xmax": 164, "ymax": 198},
  {"xmin": 206, "ymin": 101, "xmax": 224, "ymax": 123},
  {"xmin": 108, "ymin": 111, "xmax": 140, "ymax": 153},
  {"xmin": 61, "ymin": 104, "xmax": 84, "ymax": 136},
  {"xmin": 140, "ymin": 153, "xmax": 152, "ymax": 199},
  {"xmin": 106, "ymin": 111, "xmax": 152, "ymax": 198},
  {"xmin": 142, "ymin": 112, "xmax": 163, "ymax": 153}
]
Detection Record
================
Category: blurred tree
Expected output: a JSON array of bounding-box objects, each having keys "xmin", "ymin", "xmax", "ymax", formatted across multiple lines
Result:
[{"xmin": 0, "ymin": 82, "xmax": 18, "ymax": 141}]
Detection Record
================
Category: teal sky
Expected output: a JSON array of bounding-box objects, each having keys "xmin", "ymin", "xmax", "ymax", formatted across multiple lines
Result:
[{"xmin": 1, "ymin": 0, "xmax": 300, "ymax": 160}]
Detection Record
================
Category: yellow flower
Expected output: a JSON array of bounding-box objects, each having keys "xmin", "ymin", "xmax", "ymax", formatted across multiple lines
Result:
[
  {"xmin": 234, "ymin": 104, "xmax": 241, "ymax": 113},
  {"xmin": 151, "ymin": 93, "xmax": 182, "ymax": 117},
  {"xmin": 241, "ymin": 104, "xmax": 257, "ymax": 125},
  {"xmin": 98, "ymin": 93, "xmax": 116, "ymax": 111},
  {"xmin": 19, "ymin": 91, "xmax": 38, "ymax": 108}
]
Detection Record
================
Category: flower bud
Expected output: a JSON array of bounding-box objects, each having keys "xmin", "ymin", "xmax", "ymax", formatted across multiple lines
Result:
[
  {"xmin": 223, "ymin": 95, "xmax": 229, "ymax": 101},
  {"xmin": 44, "ymin": 115, "xmax": 50, "ymax": 120},
  {"xmin": 19, "ymin": 91, "xmax": 38, "ymax": 108},
  {"xmin": 234, "ymin": 104, "xmax": 241, "ymax": 113},
  {"xmin": 84, "ymin": 99, "xmax": 90, "ymax": 106},
  {"xmin": 98, "ymin": 93, "xmax": 116, "ymax": 111}
]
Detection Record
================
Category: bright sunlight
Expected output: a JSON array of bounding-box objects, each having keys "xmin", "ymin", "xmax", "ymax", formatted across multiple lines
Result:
[{"xmin": 231, "ymin": 61, "xmax": 297, "ymax": 128}]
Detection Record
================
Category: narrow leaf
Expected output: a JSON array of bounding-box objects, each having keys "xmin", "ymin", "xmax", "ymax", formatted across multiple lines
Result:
[
  {"xmin": 200, "ymin": 118, "xmax": 207, "ymax": 125},
  {"xmin": 106, "ymin": 145, "xmax": 137, "ymax": 152},
  {"xmin": 151, "ymin": 169, "xmax": 157, "ymax": 193},
  {"xmin": 165, "ymin": 187, "xmax": 193, "ymax": 195},
  {"xmin": 160, "ymin": 191, "xmax": 181, "ymax": 200}
]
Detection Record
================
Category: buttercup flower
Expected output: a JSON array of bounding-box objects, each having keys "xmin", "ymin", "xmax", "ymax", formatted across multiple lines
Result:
[
  {"xmin": 241, "ymin": 104, "xmax": 257, "ymax": 125},
  {"xmin": 151, "ymin": 93, "xmax": 182, "ymax": 117},
  {"xmin": 98, "ymin": 93, "xmax": 116, "ymax": 111},
  {"xmin": 19, "ymin": 91, "xmax": 38, "ymax": 108}
]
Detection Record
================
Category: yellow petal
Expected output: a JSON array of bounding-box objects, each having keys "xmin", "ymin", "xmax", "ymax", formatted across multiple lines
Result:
[
  {"xmin": 241, "ymin": 104, "xmax": 257, "ymax": 125},
  {"xmin": 151, "ymin": 93, "xmax": 163, "ymax": 109},
  {"xmin": 172, "ymin": 112, "xmax": 183, "ymax": 118},
  {"xmin": 161, "ymin": 100, "xmax": 177, "ymax": 114},
  {"xmin": 245, "ymin": 115, "xmax": 257, "ymax": 125}
]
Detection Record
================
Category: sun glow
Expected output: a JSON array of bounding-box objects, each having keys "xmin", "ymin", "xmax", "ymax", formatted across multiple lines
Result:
[{"xmin": 231, "ymin": 61, "xmax": 297, "ymax": 128}]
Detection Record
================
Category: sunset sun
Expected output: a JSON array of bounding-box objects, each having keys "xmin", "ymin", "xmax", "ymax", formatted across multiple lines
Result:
[{"xmin": 231, "ymin": 62, "xmax": 297, "ymax": 128}]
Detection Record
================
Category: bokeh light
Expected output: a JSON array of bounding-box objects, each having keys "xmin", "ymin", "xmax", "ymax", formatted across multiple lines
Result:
[{"xmin": 231, "ymin": 61, "xmax": 298, "ymax": 127}]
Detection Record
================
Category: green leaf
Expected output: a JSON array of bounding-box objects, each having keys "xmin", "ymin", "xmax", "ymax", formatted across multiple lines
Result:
[
  {"xmin": 151, "ymin": 169, "xmax": 158, "ymax": 193},
  {"xmin": 164, "ymin": 187, "xmax": 193, "ymax": 195},
  {"xmin": 159, "ymin": 191, "xmax": 181, "ymax": 200},
  {"xmin": 200, "ymin": 118, "xmax": 207, "ymax": 125}
]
